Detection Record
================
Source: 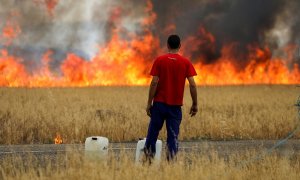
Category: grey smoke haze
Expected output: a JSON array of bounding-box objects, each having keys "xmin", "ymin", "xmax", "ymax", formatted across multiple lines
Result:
[
  {"xmin": 0, "ymin": 0, "xmax": 300, "ymax": 70},
  {"xmin": 0, "ymin": 0, "xmax": 147, "ymax": 64},
  {"xmin": 152, "ymin": 0, "xmax": 300, "ymax": 65}
]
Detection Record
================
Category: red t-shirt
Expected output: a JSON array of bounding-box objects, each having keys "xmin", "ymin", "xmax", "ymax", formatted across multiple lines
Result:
[{"xmin": 150, "ymin": 53, "xmax": 197, "ymax": 106}]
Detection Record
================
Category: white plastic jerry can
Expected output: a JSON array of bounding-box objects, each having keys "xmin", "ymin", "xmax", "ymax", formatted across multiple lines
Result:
[
  {"xmin": 85, "ymin": 136, "xmax": 109, "ymax": 161},
  {"xmin": 135, "ymin": 138, "xmax": 162, "ymax": 164}
]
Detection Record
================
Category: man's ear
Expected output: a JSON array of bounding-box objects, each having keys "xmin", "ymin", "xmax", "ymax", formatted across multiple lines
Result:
[
  {"xmin": 178, "ymin": 44, "xmax": 181, "ymax": 49},
  {"xmin": 152, "ymin": 76, "xmax": 159, "ymax": 83}
]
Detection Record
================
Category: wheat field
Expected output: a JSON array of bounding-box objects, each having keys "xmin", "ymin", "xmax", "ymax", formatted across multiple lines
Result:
[
  {"xmin": 1, "ymin": 151, "xmax": 300, "ymax": 180},
  {"xmin": 0, "ymin": 85, "xmax": 299, "ymax": 144}
]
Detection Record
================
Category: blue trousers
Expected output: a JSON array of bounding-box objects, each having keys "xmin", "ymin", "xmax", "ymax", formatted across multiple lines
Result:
[{"xmin": 145, "ymin": 102, "xmax": 182, "ymax": 160}]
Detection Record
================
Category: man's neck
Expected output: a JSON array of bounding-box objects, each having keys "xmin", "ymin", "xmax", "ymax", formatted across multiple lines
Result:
[{"xmin": 168, "ymin": 49, "xmax": 179, "ymax": 54}]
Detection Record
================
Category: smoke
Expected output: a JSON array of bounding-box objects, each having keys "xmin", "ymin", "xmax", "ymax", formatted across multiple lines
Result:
[
  {"xmin": 152, "ymin": 0, "xmax": 300, "ymax": 64},
  {"xmin": 1, "ymin": 0, "xmax": 300, "ymax": 71},
  {"xmin": 0, "ymin": 0, "xmax": 148, "ymax": 66}
]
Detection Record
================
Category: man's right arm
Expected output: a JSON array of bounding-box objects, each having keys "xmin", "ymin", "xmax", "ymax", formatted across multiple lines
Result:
[{"xmin": 187, "ymin": 76, "xmax": 198, "ymax": 117}]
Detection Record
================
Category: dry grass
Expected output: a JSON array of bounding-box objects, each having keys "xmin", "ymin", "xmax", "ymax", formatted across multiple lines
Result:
[
  {"xmin": 0, "ymin": 85, "xmax": 299, "ymax": 144},
  {"xmin": 1, "ymin": 151, "xmax": 300, "ymax": 180}
]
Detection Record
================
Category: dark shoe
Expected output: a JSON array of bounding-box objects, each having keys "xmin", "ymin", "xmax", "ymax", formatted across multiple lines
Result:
[{"xmin": 143, "ymin": 147, "xmax": 154, "ymax": 165}]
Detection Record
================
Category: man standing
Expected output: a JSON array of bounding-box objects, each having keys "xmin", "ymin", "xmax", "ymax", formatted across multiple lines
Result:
[{"xmin": 145, "ymin": 34, "xmax": 198, "ymax": 161}]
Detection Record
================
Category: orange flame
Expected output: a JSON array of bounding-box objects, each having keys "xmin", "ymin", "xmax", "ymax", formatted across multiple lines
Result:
[
  {"xmin": 54, "ymin": 133, "xmax": 63, "ymax": 144},
  {"xmin": 44, "ymin": 0, "xmax": 59, "ymax": 14},
  {"xmin": 0, "ymin": 2, "xmax": 300, "ymax": 87},
  {"xmin": 1, "ymin": 15, "xmax": 21, "ymax": 46},
  {"xmin": 33, "ymin": 0, "xmax": 59, "ymax": 16}
]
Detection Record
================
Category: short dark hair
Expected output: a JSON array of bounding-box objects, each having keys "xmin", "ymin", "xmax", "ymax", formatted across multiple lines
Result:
[{"xmin": 167, "ymin": 35, "xmax": 181, "ymax": 49}]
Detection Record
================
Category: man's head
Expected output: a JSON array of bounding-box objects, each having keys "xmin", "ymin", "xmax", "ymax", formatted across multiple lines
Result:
[{"xmin": 167, "ymin": 34, "xmax": 181, "ymax": 50}]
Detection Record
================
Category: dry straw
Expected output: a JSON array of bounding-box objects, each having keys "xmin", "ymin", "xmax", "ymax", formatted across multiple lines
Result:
[
  {"xmin": 1, "ymin": 150, "xmax": 300, "ymax": 179},
  {"xmin": 0, "ymin": 86, "xmax": 298, "ymax": 144}
]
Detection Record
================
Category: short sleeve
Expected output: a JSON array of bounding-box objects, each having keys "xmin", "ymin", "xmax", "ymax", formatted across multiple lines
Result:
[
  {"xmin": 150, "ymin": 58, "xmax": 159, "ymax": 76},
  {"xmin": 186, "ymin": 62, "xmax": 197, "ymax": 77}
]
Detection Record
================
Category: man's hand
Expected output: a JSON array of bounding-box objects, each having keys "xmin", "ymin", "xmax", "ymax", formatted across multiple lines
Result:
[
  {"xmin": 146, "ymin": 104, "xmax": 152, "ymax": 117},
  {"xmin": 146, "ymin": 76, "xmax": 159, "ymax": 117},
  {"xmin": 189, "ymin": 104, "xmax": 198, "ymax": 117},
  {"xmin": 187, "ymin": 76, "xmax": 198, "ymax": 117}
]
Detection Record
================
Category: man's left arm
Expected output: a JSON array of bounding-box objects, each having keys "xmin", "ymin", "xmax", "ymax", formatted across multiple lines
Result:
[{"xmin": 146, "ymin": 76, "xmax": 159, "ymax": 117}]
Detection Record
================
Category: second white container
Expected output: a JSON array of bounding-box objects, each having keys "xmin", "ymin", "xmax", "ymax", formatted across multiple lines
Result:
[{"xmin": 135, "ymin": 138, "xmax": 162, "ymax": 164}]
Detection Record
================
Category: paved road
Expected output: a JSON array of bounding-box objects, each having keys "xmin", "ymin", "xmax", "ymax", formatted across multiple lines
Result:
[
  {"xmin": 1, "ymin": 140, "xmax": 300, "ymax": 169},
  {"xmin": 1, "ymin": 140, "xmax": 300, "ymax": 159}
]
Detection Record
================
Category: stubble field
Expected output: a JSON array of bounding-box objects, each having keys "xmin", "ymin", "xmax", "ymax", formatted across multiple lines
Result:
[
  {"xmin": 0, "ymin": 85, "xmax": 299, "ymax": 144},
  {"xmin": 1, "ymin": 151, "xmax": 300, "ymax": 180},
  {"xmin": 1, "ymin": 85, "xmax": 300, "ymax": 179}
]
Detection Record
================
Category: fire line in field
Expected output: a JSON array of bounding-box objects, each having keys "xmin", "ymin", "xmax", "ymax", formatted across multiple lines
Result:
[{"xmin": 0, "ymin": 1, "xmax": 300, "ymax": 87}]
